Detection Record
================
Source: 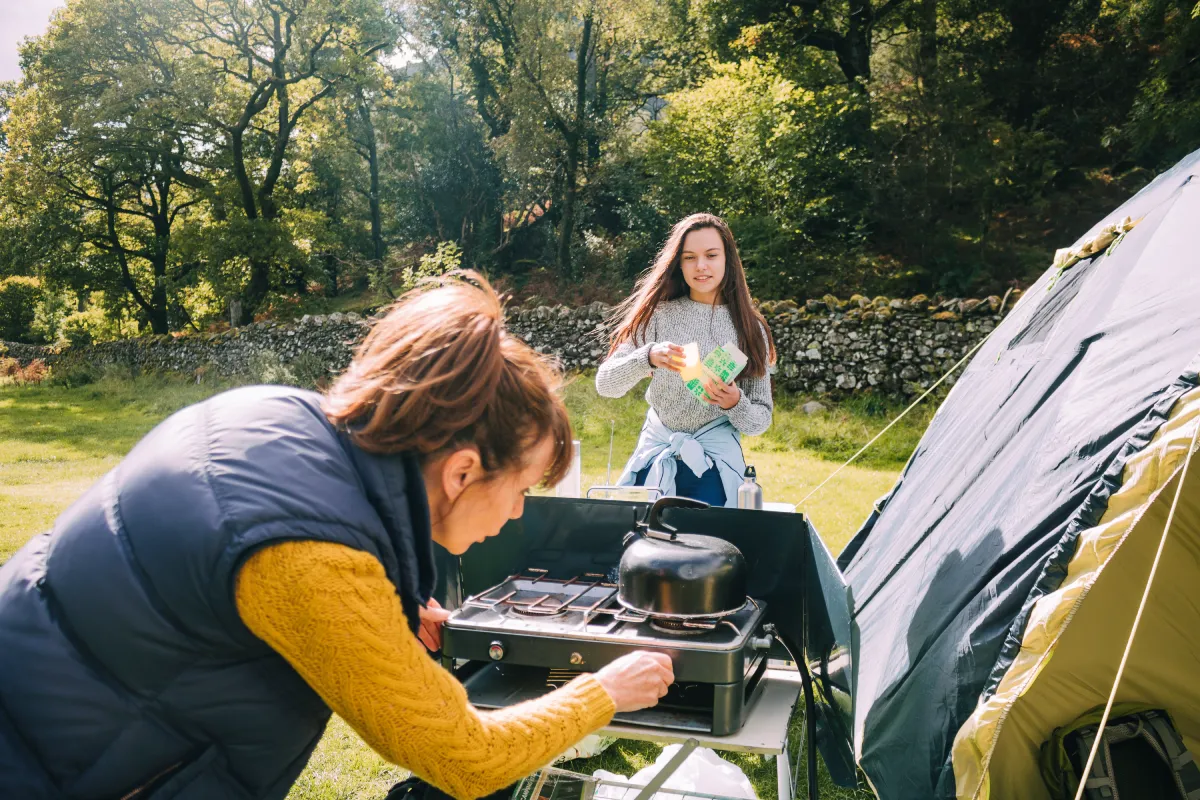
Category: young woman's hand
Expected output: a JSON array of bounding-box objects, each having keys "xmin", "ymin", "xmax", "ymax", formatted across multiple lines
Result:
[
  {"xmin": 593, "ymin": 651, "xmax": 675, "ymax": 712},
  {"xmin": 417, "ymin": 598, "xmax": 451, "ymax": 652},
  {"xmin": 703, "ymin": 378, "xmax": 741, "ymax": 410},
  {"xmin": 649, "ymin": 343, "xmax": 687, "ymax": 372}
]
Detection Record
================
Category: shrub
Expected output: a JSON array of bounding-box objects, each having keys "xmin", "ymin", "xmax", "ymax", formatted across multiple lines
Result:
[
  {"xmin": 243, "ymin": 350, "xmax": 330, "ymax": 389},
  {"xmin": 47, "ymin": 362, "xmax": 99, "ymax": 388},
  {"xmin": 19, "ymin": 359, "xmax": 48, "ymax": 384},
  {"xmin": 60, "ymin": 305, "xmax": 124, "ymax": 348},
  {"xmin": 0, "ymin": 357, "xmax": 50, "ymax": 386},
  {"xmin": 0, "ymin": 276, "xmax": 44, "ymax": 342},
  {"xmin": 29, "ymin": 291, "xmax": 70, "ymax": 345}
]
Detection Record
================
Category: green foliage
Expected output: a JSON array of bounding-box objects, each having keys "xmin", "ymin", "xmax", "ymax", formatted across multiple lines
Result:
[
  {"xmin": 29, "ymin": 291, "xmax": 70, "ymax": 345},
  {"xmin": 0, "ymin": 276, "xmax": 44, "ymax": 342},
  {"xmin": 644, "ymin": 59, "xmax": 870, "ymax": 297},
  {"xmin": 60, "ymin": 305, "xmax": 121, "ymax": 348},
  {"xmin": 1, "ymin": 0, "xmax": 1198, "ymax": 334},
  {"xmin": 409, "ymin": 241, "xmax": 463, "ymax": 285},
  {"xmin": 243, "ymin": 350, "xmax": 330, "ymax": 389},
  {"xmin": 46, "ymin": 362, "xmax": 99, "ymax": 389}
]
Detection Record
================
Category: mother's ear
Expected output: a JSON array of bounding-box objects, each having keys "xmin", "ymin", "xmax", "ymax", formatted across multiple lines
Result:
[{"xmin": 440, "ymin": 447, "xmax": 484, "ymax": 504}]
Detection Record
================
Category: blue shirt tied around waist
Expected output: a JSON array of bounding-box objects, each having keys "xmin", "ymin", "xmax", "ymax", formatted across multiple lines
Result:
[{"xmin": 617, "ymin": 408, "xmax": 747, "ymax": 508}]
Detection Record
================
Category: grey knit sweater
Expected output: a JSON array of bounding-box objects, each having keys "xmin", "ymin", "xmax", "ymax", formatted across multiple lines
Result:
[{"xmin": 595, "ymin": 298, "xmax": 774, "ymax": 435}]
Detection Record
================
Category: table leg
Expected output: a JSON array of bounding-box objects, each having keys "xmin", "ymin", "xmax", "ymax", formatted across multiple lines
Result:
[{"xmin": 776, "ymin": 748, "xmax": 793, "ymax": 800}]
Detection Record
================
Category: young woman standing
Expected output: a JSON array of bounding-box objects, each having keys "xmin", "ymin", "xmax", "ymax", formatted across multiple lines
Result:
[{"xmin": 596, "ymin": 213, "xmax": 776, "ymax": 507}]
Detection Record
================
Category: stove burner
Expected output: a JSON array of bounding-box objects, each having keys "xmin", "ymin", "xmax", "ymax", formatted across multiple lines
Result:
[
  {"xmin": 648, "ymin": 617, "xmax": 716, "ymax": 636},
  {"xmin": 510, "ymin": 600, "xmax": 567, "ymax": 618}
]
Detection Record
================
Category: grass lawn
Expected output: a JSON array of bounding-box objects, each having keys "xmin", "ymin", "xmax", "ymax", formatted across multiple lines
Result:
[{"xmin": 0, "ymin": 369, "xmax": 932, "ymax": 799}]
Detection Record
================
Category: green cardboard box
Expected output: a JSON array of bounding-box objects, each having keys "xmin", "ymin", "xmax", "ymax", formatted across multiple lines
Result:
[{"xmin": 683, "ymin": 341, "xmax": 748, "ymax": 402}]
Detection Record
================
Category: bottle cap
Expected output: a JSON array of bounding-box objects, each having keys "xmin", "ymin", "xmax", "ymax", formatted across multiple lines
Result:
[{"xmin": 744, "ymin": 465, "xmax": 756, "ymax": 479}]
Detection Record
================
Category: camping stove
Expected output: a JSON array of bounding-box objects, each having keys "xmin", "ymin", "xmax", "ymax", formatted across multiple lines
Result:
[{"xmin": 442, "ymin": 568, "xmax": 775, "ymax": 735}]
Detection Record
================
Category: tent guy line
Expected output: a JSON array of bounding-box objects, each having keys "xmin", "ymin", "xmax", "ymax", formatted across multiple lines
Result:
[{"xmin": 796, "ymin": 331, "xmax": 994, "ymax": 511}]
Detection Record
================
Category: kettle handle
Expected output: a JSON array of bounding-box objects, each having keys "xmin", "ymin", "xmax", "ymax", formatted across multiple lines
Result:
[{"xmin": 646, "ymin": 495, "xmax": 710, "ymax": 533}]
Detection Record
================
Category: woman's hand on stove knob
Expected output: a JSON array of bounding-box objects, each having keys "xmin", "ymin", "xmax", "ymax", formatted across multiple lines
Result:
[
  {"xmin": 593, "ymin": 651, "xmax": 675, "ymax": 712},
  {"xmin": 417, "ymin": 598, "xmax": 451, "ymax": 653}
]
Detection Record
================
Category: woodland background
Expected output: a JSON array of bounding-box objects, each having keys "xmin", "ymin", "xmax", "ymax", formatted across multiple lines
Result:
[{"xmin": 0, "ymin": 0, "xmax": 1197, "ymax": 344}]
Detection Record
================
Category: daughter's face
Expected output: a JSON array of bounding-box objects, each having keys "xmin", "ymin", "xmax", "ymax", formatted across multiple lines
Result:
[{"xmin": 679, "ymin": 227, "xmax": 726, "ymax": 303}]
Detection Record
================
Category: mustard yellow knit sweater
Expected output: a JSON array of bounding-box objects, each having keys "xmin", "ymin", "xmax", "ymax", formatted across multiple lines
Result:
[{"xmin": 235, "ymin": 540, "xmax": 616, "ymax": 800}]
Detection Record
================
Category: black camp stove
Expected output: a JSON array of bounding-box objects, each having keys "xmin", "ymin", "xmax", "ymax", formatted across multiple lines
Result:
[
  {"xmin": 434, "ymin": 495, "xmax": 846, "ymax": 800},
  {"xmin": 442, "ymin": 567, "xmax": 774, "ymax": 735}
]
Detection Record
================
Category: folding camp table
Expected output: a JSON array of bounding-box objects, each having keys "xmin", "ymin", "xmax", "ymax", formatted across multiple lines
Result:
[{"xmin": 593, "ymin": 664, "xmax": 807, "ymax": 800}]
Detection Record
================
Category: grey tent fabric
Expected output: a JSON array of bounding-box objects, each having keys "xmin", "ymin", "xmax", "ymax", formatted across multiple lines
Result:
[{"xmin": 813, "ymin": 147, "xmax": 1200, "ymax": 799}]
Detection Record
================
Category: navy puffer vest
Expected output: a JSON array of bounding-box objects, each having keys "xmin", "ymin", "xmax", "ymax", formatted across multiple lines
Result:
[{"xmin": 0, "ymin": 386, "xmax": 435, "ymax": 799}]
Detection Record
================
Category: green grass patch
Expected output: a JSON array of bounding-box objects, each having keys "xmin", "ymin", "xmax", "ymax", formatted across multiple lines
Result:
[
  {"xmin": 0, "ymin": 370, "xmax": 921, "ymax": 799},
  {"xmin": 0, "ymin": 369, "xmax": 230, "ymax": 561}
]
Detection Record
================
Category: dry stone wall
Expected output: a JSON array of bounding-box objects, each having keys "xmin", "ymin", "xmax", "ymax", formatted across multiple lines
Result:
[{"xmin": 3, "ymin": 292, "xmax": 1017, "ymax": 396}]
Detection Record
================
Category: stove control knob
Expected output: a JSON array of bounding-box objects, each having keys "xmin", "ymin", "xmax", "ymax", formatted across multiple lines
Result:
[
  {"xmin": 569, "ymin": 652, "xmax": 585, "ymax": 667},
  {"xmin": 488, "ymin": 641, "xmax": 506, "ymax": 661}
]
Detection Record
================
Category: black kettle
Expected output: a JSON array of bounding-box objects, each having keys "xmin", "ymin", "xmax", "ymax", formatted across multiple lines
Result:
[{"xmin": 617, "ymin": 496, "xmax": 748, "ymax": 619}]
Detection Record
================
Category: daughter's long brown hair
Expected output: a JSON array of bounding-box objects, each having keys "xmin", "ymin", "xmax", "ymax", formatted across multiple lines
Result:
[{"xmin": 607, "ymin": 213, "xmax": 776, "ymax": 378}]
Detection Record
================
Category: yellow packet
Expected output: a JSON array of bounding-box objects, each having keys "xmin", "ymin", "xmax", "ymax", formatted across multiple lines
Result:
[{"xmin": 678, "ymin": 342, "xmax": 703, "ymax": 384}]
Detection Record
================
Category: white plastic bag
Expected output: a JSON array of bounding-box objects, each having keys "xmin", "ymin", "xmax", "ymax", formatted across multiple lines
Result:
[
  {"xmin": 553, "ymin": 733, "xmax": 617, "ymax": 764},
  {"xmin": 592, "ymin": 744, "xmax": 758, "ymax": 800}
]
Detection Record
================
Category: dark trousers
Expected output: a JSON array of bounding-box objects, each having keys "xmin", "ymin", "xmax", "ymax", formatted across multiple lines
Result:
[{"xmin": 634, "ymin": 461, "xmax": 727, "ymax": 506}]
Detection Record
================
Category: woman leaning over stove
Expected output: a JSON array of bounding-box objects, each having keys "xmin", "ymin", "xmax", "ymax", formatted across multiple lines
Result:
[
  {"xmin": 596, "ymin": 213, "xmax": 777, "ymax": 507},
  {"xmin": 0, "ymin": 273, "xmax": 673, "ymax": 800}
]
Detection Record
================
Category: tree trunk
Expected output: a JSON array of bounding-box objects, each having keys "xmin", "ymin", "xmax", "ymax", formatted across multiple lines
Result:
[
  {"xmin": 240, "ymin": 260, "xmax": 270, "ymax": 325},
  {"xmin": 557, "ymin": 143, "xmax": 580, "ymax": 277},
  {"xmin": 556, "ymin": 14, "xmax": 593, "ymax": 278},
  {"xmin": 227, "ymin": 126, "xmax": 270, "ymax": 325},
  {"xmin": 587, "ymin": 43, "xmax": 608, "ymax": 167},
  {"xmin": 828, "ymin": 0, "xmax": 873, "ymax": 86},
  {"xmin": 323, "ymin": 252, "xmax": 340, "ymax": 297},
  {"xmin": 148, "ymin": 252, "xmax": 171, "ymax": 335},
  {"xmin": 229, "ymin": 129, "xmax": 259, "ymax": 221},
  {"xmin": 293, "ymin": 266, "xmax": 308, "ymax": 296},
  {"xmin": 148, "ymin": 171, "xmax": 172, "ymax": 335},
  {"xmin": 104, "ymin": 187, "xmax": 166, "ymax": 334},
  {"xmin": 358, "ymin": 97, "xmax": 385, "ymax": 264},
  {"xmin": 918, "ymin": 0, "xmax": 938, "ymax": 91}
]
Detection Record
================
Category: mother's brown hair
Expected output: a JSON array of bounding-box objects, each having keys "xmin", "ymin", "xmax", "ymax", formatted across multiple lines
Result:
[
  {"xmin": 607, "ymin": 213, "xmax": 776, "ymax": 378},
  {"xmin": 323, "ymin": 271, "xmax": 573, "ymax": 486}
]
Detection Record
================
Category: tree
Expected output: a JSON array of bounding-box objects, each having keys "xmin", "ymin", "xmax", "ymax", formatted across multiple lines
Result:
[
  {"xmin": 2, "ymin": 0, "xmax": 207, "ymax": 334},
  {"xmin": 378, "ymin": 64, "xmax": 505, "ymax": 267},
  {"xmin": 645, "ymin": 59, "xmax": 869, "ymax": 296},
  {"xmin": 158, "ymin": 0, "xmax": 395, "ymax": 323},
  {"xmin": 415, "ymin": 0, "xmax": 685, "ymax": 276},
  {"xmin": 699, "ymin": 0, "xmax": 918, "ymax": 86},
  {"xmin": 0, "ymin": 276, "xmax": 43, "ymax": 342}
]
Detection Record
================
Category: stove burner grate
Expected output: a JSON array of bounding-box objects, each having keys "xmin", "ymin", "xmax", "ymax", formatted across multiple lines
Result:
[
  {"xmin": 461, "ymin": 569, "xmax": 760, "ymax": 634},
  {"xmin": 647, "ymin": 616, "xmax": 744, "ymax": 636},
  {"xmin": 467, "ymin": 570, "xmax": 622, "ymax": 619}
]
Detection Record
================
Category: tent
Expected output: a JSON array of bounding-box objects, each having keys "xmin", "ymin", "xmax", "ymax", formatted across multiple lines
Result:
[{"xmin": 806, "ymin": 146, "xmax": 1200, "ymax": 799}]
